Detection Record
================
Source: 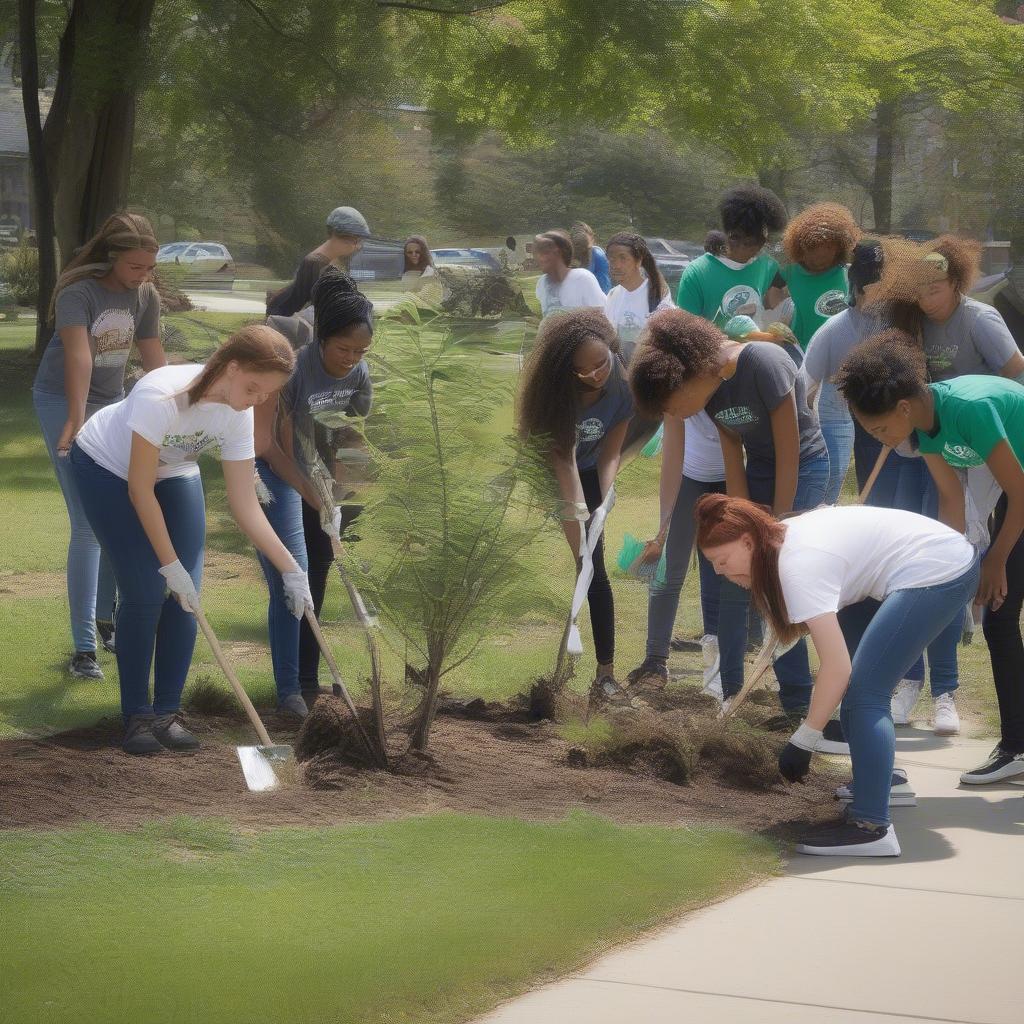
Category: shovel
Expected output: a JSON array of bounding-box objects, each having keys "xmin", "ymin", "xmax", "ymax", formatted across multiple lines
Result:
[{"xmin": 195, "ymin": 606, "xmax": 293, "ymax": 792}]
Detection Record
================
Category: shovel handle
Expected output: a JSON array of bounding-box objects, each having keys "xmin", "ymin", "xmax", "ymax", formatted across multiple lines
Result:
[
  {"xmin": 195, "ymin": 606, "xmax": 275, "ymax": 748},
  {"xmin": 856, "ymin": 446, "xmax": 890, "ymax": 505}
]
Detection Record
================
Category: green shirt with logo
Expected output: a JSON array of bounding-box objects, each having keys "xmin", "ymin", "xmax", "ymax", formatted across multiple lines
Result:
[
  {"xmin": 915, "ymin": 376, "xmax": 1024, "ymax": 469},
  {"xmin": 780, "ymin": 263, "xmax": 849, "ymax": 350},
  {"xmin": 676, "ymin": 252, "xmax": 780, "ymax": 327}
]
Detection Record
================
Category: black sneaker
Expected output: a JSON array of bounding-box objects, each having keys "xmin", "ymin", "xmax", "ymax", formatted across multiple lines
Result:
[
  {"xmin": 95, "ymin": 620, "xmax": 115, "ymax": 653},
  {"xmin": 625, "ymin": 658, "xmax": 669, "ymax": 692},
  {"xmin": 959, "ymin": 745, "xmax": 1024, "ymax": 785},
  {"xmin": 795, "ymin": 818, "xmax": 901, "ymax": 857},
  {"xmin": 153, "ymin": 713, "xmax": 201, "ymax": 751},
  {"xmin": 761, "ymin": 710, "xmax": 806, "ymax": 733},
  {"xmin": 69, "ymin": 651, "xmax": 104, "ymax": 680},
  {"xmin": 817, "ymin": 719, "xmax": 850, "ymax": 755},
  {"xmin": 122, "ymin": 714, "xmax": 163, "ymax": 755},
  {"xmin": 669, "ymin": 635, "xmax": 702, "ymax": 653}
]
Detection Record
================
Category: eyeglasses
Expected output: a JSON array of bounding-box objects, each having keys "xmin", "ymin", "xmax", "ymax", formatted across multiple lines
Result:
[{"xmin": 573, "ymin": 351, "xmax": 612, "ymax": 381}]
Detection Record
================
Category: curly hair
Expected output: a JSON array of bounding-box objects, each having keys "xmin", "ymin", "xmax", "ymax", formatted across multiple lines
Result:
[
  {"xmin": 718, "ymin": 184, "xmax": 788, "ymax": 240},
  {"xmin": 782, "ymin": 202, "xmax": 861, "ymax": 266},
  {"xmin": 628, "ymin": 308, "xmax": 724, "ymax": 417},
  {"xmin": 930, "ymin": 234, "xmax": 982, "ymax": 295},
  {"xmin": 833, "ymin": 329, "xmax": 928, "ymax": 416},
  {"xmin": 517, "ymin": 308, "xmax": 619, "ymax": 454}
]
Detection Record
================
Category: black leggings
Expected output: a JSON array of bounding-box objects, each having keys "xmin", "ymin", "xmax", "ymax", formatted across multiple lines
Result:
[
  {"xmin": 298, "ymin": 499, "xmax": 361, "ymax": 689},
  {"xmin": 580, "ymin": 466, "xmax": 614, "ymax": 666},
  {"xmin": 983, "ymin": 495, "xmax": 1024, "ymax": 752}
]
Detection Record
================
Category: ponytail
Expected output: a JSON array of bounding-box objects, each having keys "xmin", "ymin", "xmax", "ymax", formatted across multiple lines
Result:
[
  {"xmin": 187, "ymin": 324, "xmax": 295, "ymax": 405},
  {"xmin": 606, "ymin": 231, "xmax": 668, "ymax": 312}
]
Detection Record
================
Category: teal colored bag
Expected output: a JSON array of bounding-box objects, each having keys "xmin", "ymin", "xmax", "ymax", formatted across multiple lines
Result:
[
  {"xmin": 616, "ymin": 533, "xmax": 667, "ymax": 586},
  {"xmin": 640, "ymin": 423, "xmax": 664, "ymax": 458}
]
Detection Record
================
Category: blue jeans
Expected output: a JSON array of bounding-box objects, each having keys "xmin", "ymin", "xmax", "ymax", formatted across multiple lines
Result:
[
  {"xmin": 33, "ymin": 389, "xmax": 117, "ymax": 652},
  {"xmin": 70, "ymin": 445, "xmax": 205, "ymax": 720},
  {"xmin": 818, "ymin": 382, "xmax": 854, "ymax": 506},
  {"xmin": 854, "ymin": 425, "xmax": 959, "ymax": 694},
  {"xmin": 255, "ymin": 459, "xmax": 307, "ymax": 699},
  {"xmin": 718, "ymin": 451, "xmax": 830, "ymax": 710},
  {"xmin": 838, "ymin": 556, "xmax": 980, "ymax": 825}
]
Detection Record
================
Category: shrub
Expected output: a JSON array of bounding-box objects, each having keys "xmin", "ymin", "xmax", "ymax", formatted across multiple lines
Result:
[{"xmin": 0, "ymin": 244, "xmax": 39, "ymax": 306}]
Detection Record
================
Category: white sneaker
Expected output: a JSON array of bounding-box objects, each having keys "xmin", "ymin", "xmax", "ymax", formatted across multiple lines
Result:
[
  {"xmin": 700, "ymin": 634, "xmax": 723, "ymax": 701},
  {"xmin": 835, "ymin": 768, "xmax": 916, "ymax": 807},
  {"xmin": 891, "ymin": 678, "xmax": 922, "ymax": 726},
  {"xmin": 933, "ymin": 693, "xmax": 960, "ymax": 736}
]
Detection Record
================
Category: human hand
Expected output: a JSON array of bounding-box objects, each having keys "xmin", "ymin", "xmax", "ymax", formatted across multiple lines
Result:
[
  {"xmin": 282, "ymin": 568, "xmax": 314, "ymax": 619},
  {"xmin": 978, "ymin": 555, "xmax": 1008, "ymax": 612},
  {"xmin": 56, "ymin": 417, "xmax": 83, "ymax": 456},
  {"xmin": 158, "ymin": 559, "xmax": 200, "ymax": 613},
  {"xmin": 778, "ymin": 723, "xmax": 822, "ymax": 783}
]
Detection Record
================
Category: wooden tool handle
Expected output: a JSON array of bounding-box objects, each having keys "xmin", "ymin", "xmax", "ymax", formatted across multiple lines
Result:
[
  {"xmin": 722, "ymin": 634, "xmax": 779, "ymax": 719},
  {"xmin": 856, "ymin": 445, "xmax": 891, "ymax": 505},
  {"xmin": 195, "ymin": 606, "xmax": 274, "ymax": 748}
]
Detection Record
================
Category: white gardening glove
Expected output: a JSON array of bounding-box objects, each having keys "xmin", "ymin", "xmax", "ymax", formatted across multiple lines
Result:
[
  {"xmin": 159, "ymin": 559, "xmax": 200, "ymax": 613},
  {"xmin": 324, "ymin": 506, "xmax": 343, "ymax": 542},
  {"xmin": 282, "ymin": 568, "xmax": 314, "ymax": 619}
]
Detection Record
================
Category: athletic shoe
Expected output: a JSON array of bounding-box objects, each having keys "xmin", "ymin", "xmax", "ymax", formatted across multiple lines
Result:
[
  {"xmin": 700, "ymin": 635, "xmax": 723, "ymax": 701},
  {"xmin": 761, "ymin": 710, "xmax": 806, "ymax": 733},
  {"xmin": 891, "ymin": 678, "xmax": 922, "ymax": 726},
  {"xmin": 590, "ymin": 673, "xmax": 633, "ymax": 707},
  {"xmin": 960, "ymin": 746, "xmax": 1024, "ymax": 785},
  {"xmin": 626, "ymin": 659, "xmax": 668, "ymax": 691},
  {"xmin": 835, "ymin": 768, "xmax": 916, "ymax": 807},
  {"xmin": 795, "ymin": 819, "xmax": 901, "ymax": 857},
  {"xmin": 95, "ymin": 619, "xmax": 116, "ymax": 653},
  {"xmin": 817, "ymin": 718, "xmax": 850, "ymax": 755},
  {"xmin": 69, "ymin": 651, "xmax": 103, "ymax": 680},
  {"xmin": 669, "ymin": 635, "xmax": 702, "ymax": 653},
  {"xmin": 153, "ymin": 713, "xmax": 201, "ymax": 751},
  {"xmin": 277, "ymin": 693, "xmax": 310, "ymax": 720},
  {"xmin": 932, "ymin": 693, "xmax": 960, "ymax": 736},
  {"xmin": 122, "ymin": 714, "xmax": 163, "ymax": 756}
]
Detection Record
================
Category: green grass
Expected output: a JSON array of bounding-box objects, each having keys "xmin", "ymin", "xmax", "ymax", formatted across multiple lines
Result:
[{"xmin": 0, "ymin": 814, "xmax": 777, "ymax": 1024}]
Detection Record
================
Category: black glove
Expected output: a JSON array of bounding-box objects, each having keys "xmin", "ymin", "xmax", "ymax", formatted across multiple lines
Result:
[{"xmin": 778, "ymin": 742, "xmax": 813, "ymax": 784}]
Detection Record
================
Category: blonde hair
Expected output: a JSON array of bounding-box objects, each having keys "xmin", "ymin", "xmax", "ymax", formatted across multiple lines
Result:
[
  {"xmin": 49, "ymin": 212, "xmax": 159, "ymax": 321},
  {"xmin": 186, "ymin": 324, "xmax": 295, "ymax": 405}
]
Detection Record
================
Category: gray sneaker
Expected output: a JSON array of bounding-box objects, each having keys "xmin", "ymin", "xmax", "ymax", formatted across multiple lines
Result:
[
  {"xmin": 153, "ymin": 713, "xmax": 201, "ymax": 751},
  {"xmin": 70, "ymin": 651, "xmax": 104, "ymax": 680},
  {"xmin": 277, "ymin": 692, "xmax": 310, "ymax": 719},
  {"xmin": 122, "ymin": 714, "xmax": 163, "ymax": 755}
]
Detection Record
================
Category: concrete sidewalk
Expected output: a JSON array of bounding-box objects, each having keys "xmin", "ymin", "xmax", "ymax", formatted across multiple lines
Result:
[{"xmin": 476, "ymin": 729, "xmax": 1024, "ymax": 1024}]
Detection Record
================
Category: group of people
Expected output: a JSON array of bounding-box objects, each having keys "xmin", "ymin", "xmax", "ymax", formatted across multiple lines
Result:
[{"xmin": 31, "ymin": 188, "xmax": 1024, "ymax": 858}]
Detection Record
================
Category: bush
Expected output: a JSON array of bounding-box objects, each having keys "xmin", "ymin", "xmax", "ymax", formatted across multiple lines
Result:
[{"xmin": 0, "ymin": 244, "xmax": 39, "ymax": 306}]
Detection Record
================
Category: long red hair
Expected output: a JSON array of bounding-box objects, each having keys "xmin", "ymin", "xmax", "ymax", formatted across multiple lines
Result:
[{"xmin": 695, "ymin": 493, "xmax": 801, "ymax": 645}]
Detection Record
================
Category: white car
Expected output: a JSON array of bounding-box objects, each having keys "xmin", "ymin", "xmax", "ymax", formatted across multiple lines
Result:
[{"xmin": 156, "ymin": 242, "xmax": 235, "ymax": 287}]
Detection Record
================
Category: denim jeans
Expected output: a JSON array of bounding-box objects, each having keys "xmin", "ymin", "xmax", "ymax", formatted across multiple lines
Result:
[
  {"xmin": 818, "ymin": 382, "xmax": 854, "ymax": 505},
  {"xmin": 853, "ymin": 424, "xmax": 959, "ymax": 695},
  {"xmin": 646, "ymin": 476, "xmax": 725, "ymax": 659},
  {"xmin": 838, "ymin": 556, "xmax": 979, "ymax": 825},
  {"xmin": 33, "ymin": 389, "xmax": 117, "ymax": 652},
  {"xmin": 718, "ymin": 451, "xmax": 830, "ymax": 710},
  {"xmin": 70, "ymin": 445, "xmax": 205, "ymax": 719},
  {"xmin": 255, "ymin": 459, "xmax": 308, "ymax": 699}
]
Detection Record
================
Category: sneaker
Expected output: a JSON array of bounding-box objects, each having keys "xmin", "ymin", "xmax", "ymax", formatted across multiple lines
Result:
[
  {"xmin": 670, "ymin": 635, "xmax": 702, "ymax": 653},
  {"xmin": 153, "ymin": 713, "xmax": 201, "ymax": 751},
  {"xmin": 277, "ymin": 692, "xmax": 310, "ymax": 720},
  {"xmin": 891, "ymin": 678, "xmax": 922, "ymax": 726},
  {"xmin": 795, "ymin": 819, "xmax": 901, "ymax": 857},
  {"xmin": 817, "ymin": 719, "xmax": 850, "ymax": 756},
  {"xmin": 761, "ymin": 710, "xmax": 806, "ymax": 733},
  {"xmin": 932, "ymin": 693, "xmax": 960, "ymax": 736},
  {"xmin": 960, "ymin": 746, "xmax": 1024, "ymax": 785},
  {"xmin": 625, "ymin": 659, "xmax": 668, "ymax": 692},
  {"xmin": 69, "ymin": 651, "xmax": 103, "ymax": 680},
  {"xmin": 700, "ymin": 635, "xmax": 723, "ymax": 701},
  {"xmin": 590, "ymin": 673, "xmax": 633, "ymax": 706},
  {"xmin": 122, "ymin": 714, "xmax": 163, "ymax": 755},
  {"xmin": 835, "ymin": 768, "xmax": 916, "ymax": 807},
  {"xmin": 95, "ymin": 620, "xmax": 116, "ymax": 653}
]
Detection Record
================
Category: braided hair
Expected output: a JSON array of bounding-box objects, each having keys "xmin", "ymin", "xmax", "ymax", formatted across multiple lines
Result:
[
  {"xmin": 606, "ymin": 231, "xmax": 669, "ymax": 312},
  {"xmin": 517, "ymin": 308, "xmax": 619, "ymax": 454},
  {"xmin": 833, "ymin": 330, "xmax": 927, "ymax": 416},
  {"xmin": 311, "ymin": 266, "xmax": 374, "ymax": 344}
]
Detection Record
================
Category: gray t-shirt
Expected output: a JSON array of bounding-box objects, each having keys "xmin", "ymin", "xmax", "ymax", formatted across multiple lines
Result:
[
  {"xmin": 706, "ymin": 342, "xmax": 825, "ymax": 464},
  {"xmin": 802, "ymin": 304, "xmax": 884, "ymax": 386},
  {"xmin": 923, "ymin": 297, "xmax": 1018, "ymax": 381},
  {"xmin": 575, "ymin": 357, "xmax": 635, "ymax": 471},
  {"xmin": 33, "ymin": 278, "xmax": 161, "ymax": 405}
]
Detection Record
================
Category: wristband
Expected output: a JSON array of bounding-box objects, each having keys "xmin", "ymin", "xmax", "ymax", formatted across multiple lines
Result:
[{"xmin": 789, "ymin": 723, "xmax": 823, "ymax": 752}]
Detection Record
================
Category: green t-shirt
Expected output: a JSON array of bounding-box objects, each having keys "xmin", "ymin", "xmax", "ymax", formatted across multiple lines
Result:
[
  {"xmin": 915, "ymin": 376, "xmax": 1024, "ymax": 469},
  {"xmin": 676, "ymin": 252, "xmax": 780, "ymax": 327},
  {"xmin": 779, "ymin": 263, "xmax": 849, "ymax": 350}
]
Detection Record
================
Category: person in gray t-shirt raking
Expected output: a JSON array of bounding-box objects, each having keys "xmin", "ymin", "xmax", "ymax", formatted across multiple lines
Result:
[{"xmin": 31, "ymin": 212, "xmax": 166, "ymax": 680}]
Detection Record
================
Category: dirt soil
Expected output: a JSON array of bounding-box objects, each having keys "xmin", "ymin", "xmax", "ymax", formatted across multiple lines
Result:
[{"xmin": 0, "ymin": 698, "xmax": 843, "ymax": 838}]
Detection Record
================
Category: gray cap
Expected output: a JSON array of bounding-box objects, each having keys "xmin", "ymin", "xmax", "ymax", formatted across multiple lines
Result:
[{"xmin": 326, "ymin": 206, "xmax": 371, "ymax": 237}]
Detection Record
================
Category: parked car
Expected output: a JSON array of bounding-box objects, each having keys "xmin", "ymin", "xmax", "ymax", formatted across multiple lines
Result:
[
  {"xmin": 644, "ymin": 237, "xmax": 690, "ymax": 292},
  {"xmin": 156, "ymin": 241, "xmax": 235, "ymax": 289},
  {"xmin": 431, "ymin": 248, "xmax": 501, "ymax": 271},
  {"xmin": 349, "ymin": 239, "xmax": 404, "ymax": 281}
]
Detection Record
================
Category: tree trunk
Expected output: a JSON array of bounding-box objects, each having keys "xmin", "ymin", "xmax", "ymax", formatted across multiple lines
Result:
[
  {"xmin": 410, "ymin": 650, "xmax": 445, "ymax": 752},
  {"xmin": 870, "ymin": 100, "xmax": 898, "ymax": 234},
  {"xmin": 18, "ymin": 0, "xmax": 58, "ymax": 358}
]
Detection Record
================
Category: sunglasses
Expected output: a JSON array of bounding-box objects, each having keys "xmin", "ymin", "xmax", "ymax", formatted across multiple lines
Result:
[{"xmin": 573, "ymin": 351, "xmax": 612, "ymax": 381}]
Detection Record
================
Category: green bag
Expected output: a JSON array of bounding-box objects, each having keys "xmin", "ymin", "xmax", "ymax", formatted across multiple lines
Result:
[{"xmin": 616, "ymin": 533, "xmax": 667, "ymax": 586}]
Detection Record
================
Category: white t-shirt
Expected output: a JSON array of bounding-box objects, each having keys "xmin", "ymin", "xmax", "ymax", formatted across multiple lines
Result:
[
  {"xmin": 535, "ymin": 268, "xmax": 605, "ymax": 317},
  {"xmin": 77, "ymin": 364, "xmax": 256, "ymax": 481},
  {"xmin": 604, "ymin": 279, "xmax": 674, "ymax": 361},
  {"xmin": 778, "ymin": 506, "xmax": 975, "ymax": 625},
  {"xmin": 684, "ymin": 411, "xmax": 726, "ymax": 482}
]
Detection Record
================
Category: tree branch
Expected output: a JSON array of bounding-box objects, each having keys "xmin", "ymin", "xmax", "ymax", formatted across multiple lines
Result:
[{"xmin": 376, "ymin": 0, "xmax": 510, "ymax": 12}]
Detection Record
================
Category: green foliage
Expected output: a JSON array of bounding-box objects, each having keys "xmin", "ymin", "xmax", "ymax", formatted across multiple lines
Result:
[{"xmin": 0, "ymin": 245, "xmax": 39, "ymax": 307}]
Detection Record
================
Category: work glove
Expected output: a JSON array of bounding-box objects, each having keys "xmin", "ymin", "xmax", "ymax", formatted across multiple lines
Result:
[
  {"xmin": 778, "ymin": 723, "xmax": 822, "ymax": 784},
  {"xmin": 282, "ymin": 568, "xmax": 315, "ymax": 619},
  {"xmin": 323, "ymin": 505, "xmax": 343, "ymax": 542},
  {"xmin": 159, "ymin": 559, "xmax": 200, "ymax": 613}
]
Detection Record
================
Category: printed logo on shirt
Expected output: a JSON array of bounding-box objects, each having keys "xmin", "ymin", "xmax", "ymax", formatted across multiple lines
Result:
[
  {"xmin": 719, "ymin": 285, "xmax": 763, "ymax": 321},
  {"xmin": 161, "ymin": 430, "xmax": 217, "ymax": 459},
  {"xmin": 616, "ymin": 311, "xmax": 642, "ymax": 346},
  {"xmin": 942, "ymin": 442, "xmax": 983, "ymax": 467},
  {"xmin": 814, "ymin": 290, "xmax": 848, "ymax": 317},
  {"xmin": 92, "ymin": 308, "xmax": 136, "ymax": 368},
  {"xmin": 714, "ymin": 406, "xmax": 758, "ymax": 428},
  {"xmin": 577, "ymin": 417, "xmax": 606, "ymax": 445},
  {"xmin": 308, "ymin": 388, "xmax": 357, "ymax": 428},
  {"xmin": 927, "ymin": 346, "xmax": 957, "ymax": 371}
]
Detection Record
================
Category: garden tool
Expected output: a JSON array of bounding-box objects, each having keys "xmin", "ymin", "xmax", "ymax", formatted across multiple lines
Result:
[{"xmin": 855, "ymin": 445, "xmax": 891, "ymax": 505}]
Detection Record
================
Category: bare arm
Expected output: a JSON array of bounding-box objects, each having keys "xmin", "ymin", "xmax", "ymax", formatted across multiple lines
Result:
[
  {"xmin": 551, "ymin": 449, "xmax": 586, "ymax": 555},
  {"xmin": 56, "ymin": 325, "xmax": 93, "ymax": 453},
  {"xmin": 640, "ymin": 414, "xmax": 685, "ymax": 564},
  {"xmin": 135, "ymin": 336, "xmax": 167, "ymax": 373},
  {"xmin": 222, "ymin": 458, "xmax": 301, "ymax": 575},
  {"xmin": 805, "ymin": 612, "xmax": 852, "ymax": 730},
  {"xmin": 127, "ymin": 433, "xmax": 179, "ymax": 566},
  {"xmin": 717, "ymin": 424, "xmax": 749, "ymax": 501},
  {"xmin": 768, "ymin": 392, "xmax": 800, "ymax": 515},
  {"xmin": 923, "ymin": 453, "xmax": 966, "ymax": 534},
  {"xmin": 998, "ymin": 352, "xmax": 1024, "ymax": 381},
  {"xmin": 979, "ymin": 441, "xmax": 1024, "ymax": 610},
  {"xmin": 595, "ymin": 418, "xmax": 629, "ymax": 498}
]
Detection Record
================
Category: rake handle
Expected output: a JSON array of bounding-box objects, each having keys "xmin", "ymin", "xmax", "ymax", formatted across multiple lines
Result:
[
  {"xmin": 856, "ymin": 445, "xmax": 891, "ymax": 505},
  {"xmin": 195, "ymin": 606, "xmax": 275, "ymax": 748}
]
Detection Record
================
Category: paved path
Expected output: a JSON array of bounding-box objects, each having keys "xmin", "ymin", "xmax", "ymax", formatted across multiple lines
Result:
[
  {"xmin": 184, "ymin": 291, "xmax": 403, "ymax": 315},
  {"xmin": 476, "ymin": 729, "xmax": 1024, "ymax": 1024}
]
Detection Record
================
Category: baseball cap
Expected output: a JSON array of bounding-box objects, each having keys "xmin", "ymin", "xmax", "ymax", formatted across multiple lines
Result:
[{"xmin": 326, "ymin": 206, "xmax": 371, "ymax": 237}]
